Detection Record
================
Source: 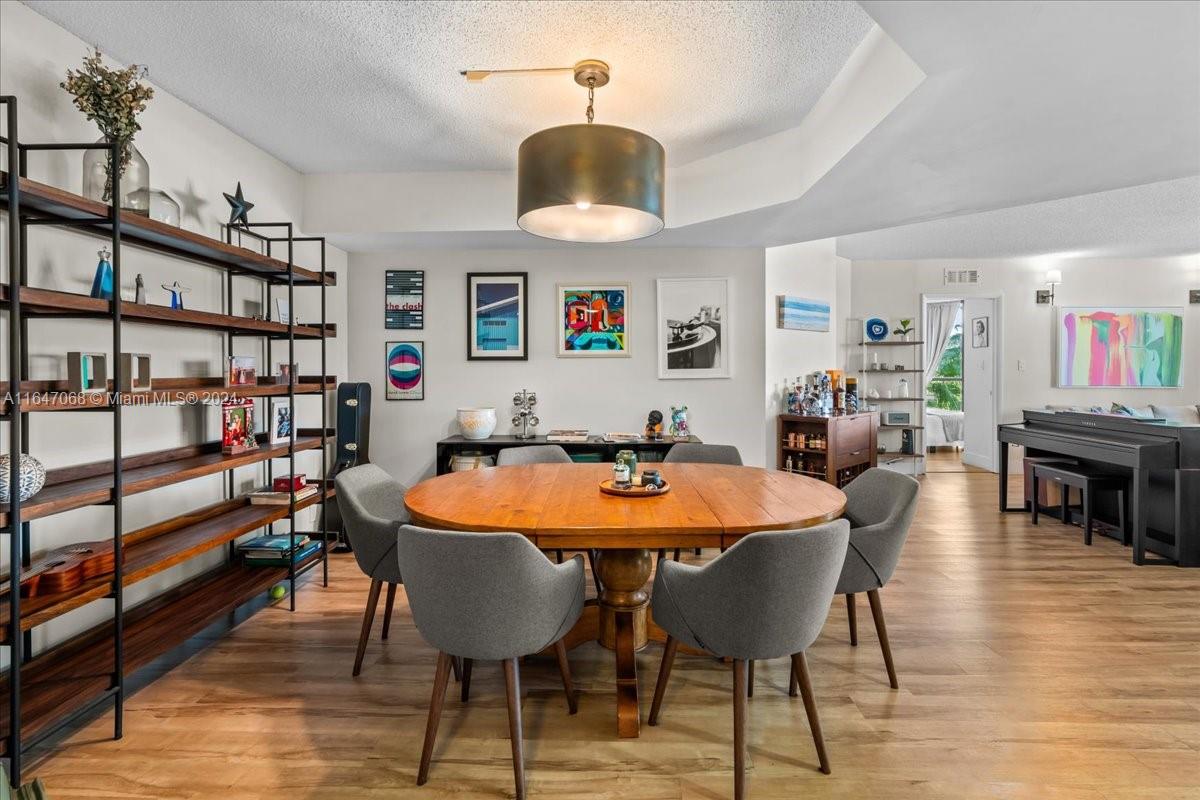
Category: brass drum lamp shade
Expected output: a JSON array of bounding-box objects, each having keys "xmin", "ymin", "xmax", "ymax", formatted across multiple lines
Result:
[{"xmin": 517, "ymin": 123, "xmax": 665, "ymax": 243}]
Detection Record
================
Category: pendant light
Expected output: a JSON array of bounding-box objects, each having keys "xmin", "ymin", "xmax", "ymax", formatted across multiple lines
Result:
[{"xmin": 514, "ymin": 61, "xmax": 665, "ymax": 243}]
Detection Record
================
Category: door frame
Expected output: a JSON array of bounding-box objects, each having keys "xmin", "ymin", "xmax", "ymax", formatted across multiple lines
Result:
[{"xmin": 921, "ymin": 292, "xmax": 1004, "ymax": 473}]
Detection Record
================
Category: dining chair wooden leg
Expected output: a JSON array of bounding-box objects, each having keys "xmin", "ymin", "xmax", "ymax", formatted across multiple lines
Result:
[
  {"xmin": 417, "ymin": 651, "xmax": 453, "ymax": 786},
  {"xmin": 657, "ymin": 548, "xmax": 667, "ymax": 562},
  {"xmin": 733, "ymin": 659, "xmax": 748, "ymax": 800},
  {"xmin": 587, "ymin": 549, "xmax": 603, "ymax": 595},
  {"xmin": 867, "ymin": 588, "xmax": 899, "ymax": 689},
  {"xmin": 747, "ymin": 659, "xmax": 755, "ymax": 698},
  {"xmin": 451, "ymin": 655, "xmax": 463, "ymax": 683},
  {"xmin": 789, "ymin": 660, "xmax": 799, "ymax": 697},
  {"xmin": 694, "ymin": 548, "xmax": 702, "ymax": 556},
  {"xmin": 503, "ymin": 658, "xmax": 527, "ymax": 800},
  {"xmin": 648, "ymin": 635, "xmax": 679, "ymax": 726},
  {"xmin": 673, "ymin": 548, "xmax": 682, "ymax": 561},
  {"xmin": 791, "ymin": 652, "xmax": 830, "ymax": 774},
  {"xmin": 553, "ymin": 639, "xmax": 579, "ymax": 714},
  {"xmin": 556, "ymin": 549, "xmax": 565, "ymax": 564},
  {"xmin": 460, "ymin": 658, "xmax": 473, "ymax": 703},
  {"xmin": 352, "ymin": 578, "xmax": 382, "ymax": 677},
  {"xmin": 846, "ymin": 593, "xmax": 858, "ymax": 646},
  {"xmin": 381, "ymin": 582, "xmax": 398, "ymax": 641}
]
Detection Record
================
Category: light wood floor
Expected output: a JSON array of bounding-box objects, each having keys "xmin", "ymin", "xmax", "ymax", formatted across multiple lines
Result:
[{"xmin": 26, "ymin": 470, "xmax": 1200, "ymax": 799}]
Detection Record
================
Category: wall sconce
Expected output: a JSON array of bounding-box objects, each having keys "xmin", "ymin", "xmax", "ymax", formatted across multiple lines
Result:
[
  {"xmin": 1036, "ymin": 269, "xmax": 1062, "ymax": 304},
  {"xmin": 1190, "ymin": 289, "xmax": 1200, "ymax": 304}
]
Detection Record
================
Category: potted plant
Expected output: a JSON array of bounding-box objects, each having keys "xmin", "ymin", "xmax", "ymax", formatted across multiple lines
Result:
[
  {"xmin": 61, "ymin": 48, "xmax": 154, "ymax": 213},
  {"xmin": 892, "ymin": 318, "xmax": 915, "ymax": 341}
]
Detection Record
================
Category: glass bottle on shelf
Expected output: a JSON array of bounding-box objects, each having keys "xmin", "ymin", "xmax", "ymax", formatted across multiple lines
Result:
[{"xmin": 82, "ymin": 136, "xmax": 150, "ymax": 215}]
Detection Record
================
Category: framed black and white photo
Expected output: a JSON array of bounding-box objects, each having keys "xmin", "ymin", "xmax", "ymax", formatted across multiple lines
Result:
[
  {"xmin": 467, "ymin": 272, "xmax": 528, "ymax": 360},
  {"xmin": 971, "ymin": 316, "xmax": 990, "ymax": 348},
  {"xmin": 385, "ymin": 269, "xmax": 424, "ymax": 329},
  {"xmin": 656, "ymin": 276, "xmax": 732, "ymax": 379}
]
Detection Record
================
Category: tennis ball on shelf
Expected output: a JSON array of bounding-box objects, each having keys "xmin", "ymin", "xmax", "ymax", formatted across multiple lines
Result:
[{"xmin": 270, "ymin": 584, "xmax": 287, "ymax": 601}]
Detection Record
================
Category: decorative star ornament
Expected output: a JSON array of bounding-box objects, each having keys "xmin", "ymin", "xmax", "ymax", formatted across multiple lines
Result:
[{"xmin": 223, "ymin": 182, "xmax": 254, "ymax": 227}]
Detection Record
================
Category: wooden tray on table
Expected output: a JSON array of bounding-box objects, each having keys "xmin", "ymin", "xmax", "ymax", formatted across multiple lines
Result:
[{"xmin": 598, "ymin": 479, "xmax": 671, "ymax": 498}]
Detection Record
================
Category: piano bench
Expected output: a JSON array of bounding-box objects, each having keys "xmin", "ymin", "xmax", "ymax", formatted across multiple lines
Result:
[{"xmin": 1031, "ymin": 462, "xmax": 1130, "ymax": 547}]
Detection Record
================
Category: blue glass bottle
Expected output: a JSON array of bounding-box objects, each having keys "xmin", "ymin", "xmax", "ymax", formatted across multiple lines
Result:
[{"xmin": 90, "ymin": 248, "xmax": 113, "ymax": 300}]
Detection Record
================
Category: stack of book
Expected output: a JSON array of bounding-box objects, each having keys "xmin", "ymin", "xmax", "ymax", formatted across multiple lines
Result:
[
  {"xmin": 547, "ymin": 429, "xmax": 589, "ymax": 443},
  {"xmin": 248, "ymin": 484, "xmax": 320, "ymax": 506},
  {"xmin": 239, "ymin": 534, "xmax": 322, "ymax": 567}
]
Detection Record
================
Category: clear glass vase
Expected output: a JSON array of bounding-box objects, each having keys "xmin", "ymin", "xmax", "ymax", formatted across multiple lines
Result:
[{"xmin": 82, "ymin": 136, "xmax": 150, "ymax": 215}]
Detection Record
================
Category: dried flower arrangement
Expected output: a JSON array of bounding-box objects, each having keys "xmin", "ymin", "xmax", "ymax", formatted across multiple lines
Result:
[{"xmin": 60, "ymin": 48, "xmax": 154, "ymax": 201}]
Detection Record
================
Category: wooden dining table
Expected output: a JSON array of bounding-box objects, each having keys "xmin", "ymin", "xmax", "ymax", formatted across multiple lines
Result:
[{"xmin": 404, "ymin": 461, "xmax": 847, "ymax": 738}]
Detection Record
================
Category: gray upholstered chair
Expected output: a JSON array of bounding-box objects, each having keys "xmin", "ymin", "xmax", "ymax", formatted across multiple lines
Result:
[
  {"xmin": 397, "ymin": 524, "xmax": 585, "ymax": 800},
  {"xmin": 661, "ymin": 442, "xmax": 744, "ymax": 559},
  {"xmin": 496, "ymin": 444, "xmax": 572, "ymax": 466},
  {"xmin": 832, "ymin": 468, "xmax": 920, "ymax": 689},
  {"xmin": 335, "ymin": 463, "xmax": 410, "ymax": 677},
  {"xmin": 663, "ymin": 442, "xmax": 744, "ymax": 466},
  {"xmin": 649, "ymin": 520, "xmax": 850, "ymax": 797}
]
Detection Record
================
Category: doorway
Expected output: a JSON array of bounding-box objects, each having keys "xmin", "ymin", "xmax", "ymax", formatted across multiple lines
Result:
[{"xmin": 922, "ymin": 294, "xmax": 1001, "ymax": 473}]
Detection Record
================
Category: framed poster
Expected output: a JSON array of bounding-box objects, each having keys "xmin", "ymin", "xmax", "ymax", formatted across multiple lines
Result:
[
  {"xmin": 556, "ymin": 283, "xmax": 630, "ymax": 357},
  {"xmin": 386, "ymin": 341, "xmax": 424, "ymax": 400},
  {"xmin": 467, "ymin": 272, "xmax": 528, "ymax": 360},
  {"xmin": 1056, "ymin": 306, "xmax": 1183, "ymax": 387},
  {"xmin": 656, "ymin": 276, "xmax": 732, "ymax": 379},
  {"xmin": 385, "ymin": 269, "xmax": 424, "ymax": 329},
  {"xmin": 268, "ymin": 397, "xmax": 293, "ymax": 444}
]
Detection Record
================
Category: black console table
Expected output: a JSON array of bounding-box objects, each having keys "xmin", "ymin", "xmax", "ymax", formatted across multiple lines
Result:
[{"xmin": 435, "ymin": 435, "xmax": 701, "ymax": 475}]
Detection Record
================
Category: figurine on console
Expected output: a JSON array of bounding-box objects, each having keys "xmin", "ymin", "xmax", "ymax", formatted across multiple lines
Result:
[
  {"xmin": 644, "ymin": 409, "xmax": 664, "ymax": 440},
  {"xmin": 669, "ymin": 405, "xmax": 689, "ymax": 439}
]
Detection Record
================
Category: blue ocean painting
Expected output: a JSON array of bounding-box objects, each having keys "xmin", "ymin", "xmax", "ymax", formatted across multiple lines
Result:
[{"xmin": 777, "ymin": 296, "xmax": 830, "ymax": 332}]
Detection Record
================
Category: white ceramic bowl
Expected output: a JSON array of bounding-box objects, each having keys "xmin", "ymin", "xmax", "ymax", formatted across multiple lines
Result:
[{"xmin": 457, "ymin": 407, "xmax": 497, "ymax": 440}]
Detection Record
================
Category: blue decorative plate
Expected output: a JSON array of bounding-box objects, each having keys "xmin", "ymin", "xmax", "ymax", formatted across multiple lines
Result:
[{"xmin": 864, "ymin": 317, "xmax": 889, "ymax": 342}]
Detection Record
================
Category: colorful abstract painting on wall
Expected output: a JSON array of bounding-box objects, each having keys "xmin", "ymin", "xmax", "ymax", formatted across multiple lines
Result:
[
  {"xmin": 386, "ymin": 340, "xmax": 424, "ymax": 400},
  {"xmin": 557, "ymin": 284, "xmax": 630, "ymax": 356},
  {"xmin": 1057, "ymin": 307, "xmax": 1184, "ymax": 388},
  {"xmin": 776, "ymin": 296, "xmax": 830, "ymax": 331}
]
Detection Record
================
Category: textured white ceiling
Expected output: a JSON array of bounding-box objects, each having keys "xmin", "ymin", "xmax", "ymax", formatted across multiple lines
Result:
[
  {"xmin": 22, "ymin": 0, "xmax": 873, "ymax": 173},
  {"xmin": 834, "ymin": 177, "xmax": 1200, "ymax": 260}
]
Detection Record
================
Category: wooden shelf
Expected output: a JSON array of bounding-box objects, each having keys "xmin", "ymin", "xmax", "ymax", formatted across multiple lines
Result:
[
  {"xmin": 0, "ymin": 375, "xmax": 335, "ymax": 412},
  {"xmin": 859, "ymin": 369, "xmax": 923, "ymax": 374},
  {"xmin": 1, "ymin": 174, "xmax": 335, "ymax": 286},
  {"xmin": 858, "ymin": 340, "xmax": 924, "ymax": 346},
  {"xmin": 0, "ymin": 486, "xmax": 334, "ymax": 640},
  {"xmin": 1, "ymin": 285, "xmax": 335, "ymax": 339},
  {"xmin": 880, "ymin": 424, "xmax": 925, "ymax": 430},
  {"xmin": 0, "ymin": 547, "xmax": 324, "ymax": 755},
  {"xmin": 867, "ymin": 397, "xmax": 926, "ymax": 402},
  {"xmin": 781, "ymin": 445, "xmax": 828, "ymax": 455},
  {"xmin": 0, "ymin": 430, "xmax": 331, "ymax": 528}
]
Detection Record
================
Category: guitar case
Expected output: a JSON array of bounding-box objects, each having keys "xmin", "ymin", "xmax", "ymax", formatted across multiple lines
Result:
[{"xmin": 322, "ymin": 382, "xmax": 371, "ymax": 552}]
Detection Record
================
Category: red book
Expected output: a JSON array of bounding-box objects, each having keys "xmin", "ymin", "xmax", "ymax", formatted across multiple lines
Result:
[{"xmin": 273, "ymin": 474, "xmax": 307, "ymax": 492}]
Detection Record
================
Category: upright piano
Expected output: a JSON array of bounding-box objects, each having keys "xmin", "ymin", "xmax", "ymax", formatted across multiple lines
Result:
[{"xmin": 998, "ymin": 410, "xmax": 1200, "ymax": 566}]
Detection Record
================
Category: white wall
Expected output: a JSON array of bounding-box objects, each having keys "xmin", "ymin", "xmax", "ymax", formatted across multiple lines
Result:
[
  {"xmin": 763, "ymin": 239, "xmax": 851, "ymax": 463},
  {"xmin": 1, "ymin": 2, "xmax": 348, "ymax": 653},
  {"xmin": 850, "ymin": 255, "xmax": 1200, "ymax": 427},
  {"xmin": 347, "ymin": 248, "xmax": 766, "ymax": 486}
]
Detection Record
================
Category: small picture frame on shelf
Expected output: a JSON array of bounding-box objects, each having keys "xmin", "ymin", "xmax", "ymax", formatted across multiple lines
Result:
[
  {"xmin": 276, "ymin": 298, "xmax": 292, "ymax": 325},
  {"xmin": 67, "ymin": 351, "xmax": 108, "ymax": 394},
  {"xmin": 277, "ymin": 362, "xmax": 298, "ymax": 384},
  {"xmin": 269, "ymin": 398, "xmax": 293, "ymax": 444},
  {"xmin": 226, "ymin": 355, "xmax": 257, "ymax": 387},
  {"xmin": 221, "ymin": 399, "xmax": 257, "ymax": 455}
]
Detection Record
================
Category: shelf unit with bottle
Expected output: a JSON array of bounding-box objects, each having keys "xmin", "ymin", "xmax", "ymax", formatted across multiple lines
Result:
[
  {"xmin": 0, "ymin": 96, "xmax": 337, "ymax": 787},
  {"xmin": 854, "ymin": 327, "xmax": 926, "ymax": 474}
]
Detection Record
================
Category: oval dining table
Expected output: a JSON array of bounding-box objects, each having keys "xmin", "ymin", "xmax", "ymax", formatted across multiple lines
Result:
[{"xmin": 404, "ymin": 461, "xmax": 847, "ymax": 738}]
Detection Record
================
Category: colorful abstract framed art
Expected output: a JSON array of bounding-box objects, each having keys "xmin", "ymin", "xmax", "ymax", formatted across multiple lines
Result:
[
  {"xmin": 386, "ymin": 341, "xmax": 425, "ymax": 400},
  {"xmin": 467, "ymin": 272, "xmax": 528, "ymax": 360},
  {"xmin": 1056, "ymin": 306, "xmax": 1184, "ymax": 388},
  {"xmin": 556, "ymin": 284, "xmax": 630, "ymax": 357}
]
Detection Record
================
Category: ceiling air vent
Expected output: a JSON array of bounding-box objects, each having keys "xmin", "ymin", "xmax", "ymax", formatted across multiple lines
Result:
[{"xmin": 944, "ymin": 268, "xmax": 981, "ymax": 286}]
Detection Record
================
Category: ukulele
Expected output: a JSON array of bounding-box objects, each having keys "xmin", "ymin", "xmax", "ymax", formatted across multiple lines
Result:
[{"xmin": 0, "ymin": 539, "xmax": 121, "ymax": 598}]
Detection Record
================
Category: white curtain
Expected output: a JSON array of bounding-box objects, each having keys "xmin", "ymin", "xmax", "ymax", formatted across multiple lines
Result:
[{"xmin": 925, "ymin": 302, "xmax": 960, "ymax": 386}]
